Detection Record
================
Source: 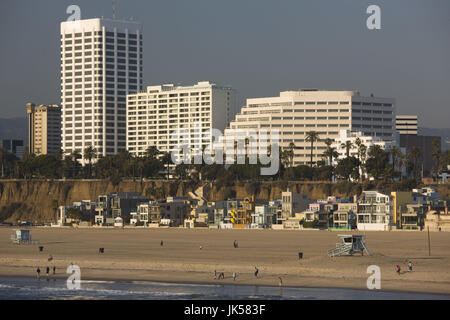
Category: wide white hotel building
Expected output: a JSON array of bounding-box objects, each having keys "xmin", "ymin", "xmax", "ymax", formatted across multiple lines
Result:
[
  {"xmin": 126, "ymin": 82, "xmax": 237, "ymax": 156},
  {"xmin": 60, "ymin": 18, "xmax": 143, "ymax": 158},
  {"xmin": 227, "ymin": 89, "xmax": 396, "ymax": 165}
]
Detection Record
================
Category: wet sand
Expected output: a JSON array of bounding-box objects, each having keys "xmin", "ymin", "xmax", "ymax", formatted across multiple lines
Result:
[{"xmin": 1, "ymin": 227, "xmax": 449, "ymax": 295}]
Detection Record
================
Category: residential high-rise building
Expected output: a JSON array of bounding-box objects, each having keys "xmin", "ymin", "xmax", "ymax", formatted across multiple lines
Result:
[
  {"xmin": 396, "ymin": 115, "xmax": 418, "ymax": 135},
  {"xmin": 26, "ymin": 103, "xmax": 61, "ymax": 155},
  {"xmin": 60, "ymin": 18, "xmax": 143, "ymax": 160},
  {"xmin": 126, "ymin": 81, "xmax": 237, "ymax": 156},
  {"xmin": 226, "ymin": 89, "xmax": 396, "ymax": 166}
]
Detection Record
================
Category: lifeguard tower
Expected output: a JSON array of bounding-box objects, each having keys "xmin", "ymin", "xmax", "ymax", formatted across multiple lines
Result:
[
  {"xmin": 328, "ymin": 234, "xmax": 370, "ymax": 257},
  {"xmin": 10, "ymin": 229, "xmax": 38, "ymax": 245}
]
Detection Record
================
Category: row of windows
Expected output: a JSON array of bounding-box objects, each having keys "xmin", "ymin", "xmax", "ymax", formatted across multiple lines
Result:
[
  {"xmin": 353, "ymin": 109, "xmax": 392, "ymax": 114},
  {"xmin": 62, "ymin": 103, "xmax": 126, "ymax": 108},
  {"xmin": 234, "ymin": 124, "xmax": 350, "ymax": 129},
  {"xmin": 128, "ymin": 91, "xmax": 212, "ymax": 100},
  {"xmin": 238, "ymin": 116, "xmax": 350, "ymax": 121},
  {"xmin": 63, "ymin": 32, "xmax": 141, "ymax": 40},
  {"xmin": 352, "ymin": 117, "xmax": 392, "ymax": 122},
  {"xmin": 63, "ymin": 109, "xmax": 126, "ymax": 115}
]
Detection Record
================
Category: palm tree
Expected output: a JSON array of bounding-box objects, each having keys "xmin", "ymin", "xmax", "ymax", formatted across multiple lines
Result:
[
  {"xmin": 83, "ymin": 145, "xmax": 97, "ymax": 178},
  {"xmin": 389, "ymin": 146, "xmax": 402, "ymax": 182},
  {"xmin": 70, "ymin": 150, "xmax": 81, "ymax": 178},
  {"xmin": 322, "ymin": 146, "xmax": 338, "ymax": 167},
  {"xmin": 305, "ymin": 131, "xmax": 320, "ymax": 167},
  {"xmin": 288, "ymin": 142, "xmax": 296, "ymax": 167},
  {"xmin": 0, "ymin": 148, "xmax": 7, "ymax": 178},
  {"xmin": 160, "ymin": 152, "xmax": 172, "ymax": 180},
  {"xmin": 341, "ymin": 141, "xmax": 354, "ymax": 158},
  {"xmin": 145, "ymin": 146, "xmax": 160, "ymax": 160},
  {"xmin": 280, "ymin": 149, "xmax": 290, "ymax": 169},
  {"xmin": 408, "ymin": 147, "xmax": 422, "ymax": 181},
  {"xmin": 431, "ymin": 139, "xmax": 442, "ymax": 182}
]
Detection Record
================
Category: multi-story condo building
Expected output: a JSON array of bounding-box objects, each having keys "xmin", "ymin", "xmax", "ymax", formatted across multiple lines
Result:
[
  {"xmin": 331, "ymin": 129, "xmax": 402, "ymax": 178},
  {"xmin": 357, "ymin": 191, "xmax": 392, "ymax": 231},
  {"xmin": 396, "ymin": 115, "xmax": 418, "ymax": 135},
  {"xmin": 26, "ymin": 103, "xmax": 61, "ymax": 155},
  {"xmin": 126, "ymin": 81, "xmax": 237, "ymax": 156},
  {"xmin": 60, "ymin": 18, "xmax": 143, "ymax": 160},
  {"xmin": 227, "ymin": 89, "xmax": 396, "ymax": 165}
]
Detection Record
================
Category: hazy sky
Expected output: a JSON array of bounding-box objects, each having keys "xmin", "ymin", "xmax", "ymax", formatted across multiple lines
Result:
[{"xmin": 0, "ymin": 0, "xmax": 449, "ymax": 127}]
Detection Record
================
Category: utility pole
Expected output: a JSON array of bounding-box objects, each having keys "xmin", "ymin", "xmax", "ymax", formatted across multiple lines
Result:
[{"xmin": 427, "ymin": 226, "xmax": 431, "ymax": 256}]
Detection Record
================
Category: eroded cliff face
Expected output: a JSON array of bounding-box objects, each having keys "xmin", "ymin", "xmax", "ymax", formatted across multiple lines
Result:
[
  {"xmin": 0, "ymin": 180, "xmax": 448, "ymax": 223},
  {"xmin": 0, "ymin": 180, "xmax": 192, "ymax": 223}
]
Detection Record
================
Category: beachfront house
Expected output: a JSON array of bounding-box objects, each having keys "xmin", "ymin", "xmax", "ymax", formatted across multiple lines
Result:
[
  {"xmin": 390, "ymin": 191, "xmax": 412, "ymax": 228},
  {"xmin": 157, "ymin": 197, "xmax": 193, "ymax": 227},
  {"xmin": 400, "ymin": 203, "xmax": 428, "ymax": 230},
  {"xmin": 357, "ymin": 191, "xmax": 392, "ymax": 231},
  {"xmin": 95, "ymin": 192, "xmax": 150, "ymax": 226},
  {"xmin": 331, "ymin": 202, "xmax": 358, "ymax": 230},
  {"xmin": 114, "ymin": 217, "xmax": 123, "ymax": 227},
  {"xmin": 130, "ymin": 210, "xmax": 149, "ymax": 226},
  {"xmin": 280, "ymin": 189, "xmax": 313, "ymax": 224},
  {"xmin": 251, "ymin": 205, "xmax": 273, "ymax": 229}
]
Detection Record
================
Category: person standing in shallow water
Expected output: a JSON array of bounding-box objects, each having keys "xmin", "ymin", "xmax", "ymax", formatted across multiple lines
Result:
[
  {"xmin": 36, "ymin": 267, "xmax": 40, "ymax": 280},
  {"xmin": 254, "ymin": 266, "xmax": 259, "ymax": 278}
]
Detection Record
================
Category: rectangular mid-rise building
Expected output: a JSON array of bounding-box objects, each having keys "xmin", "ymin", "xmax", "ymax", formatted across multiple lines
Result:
[
  {"xmin": 227, "ymin": 89, "xmax": 396, "ymax": 166},
  {"xmin": 60, "ymin": 18, "xmax": 143, "ymax": 159},
  {"xmin": 0, "ymin": 139, "xmax": 24, "ymax": 159},
  {"xmin": 126, "ymin": 81, "xmax": 237, "ymax": 156},
  {"xmin": 396, "ymin": 115, "xmax": 418, "ymax": 135},
  {"xmin": 26, "ymin": 103, "xmax": 61, "ymax": 155}
]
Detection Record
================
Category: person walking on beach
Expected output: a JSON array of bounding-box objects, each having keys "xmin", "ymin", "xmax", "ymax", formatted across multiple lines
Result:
[
  {"xmin": 214, "ymin": 270, "xmax": 217, "ymax": 280},
  {"xmin": 36, "ymin": 267, "xmax": 41, "ymax": 280},
  {"xmin": 160, "ymin": 240, "xmax": 164, "ymax": 247},
  {"xmin": 53, "ymin": 266, "xmax": 56, "ymax": 275},
  {"xmin": 218, "ymin": 272, "xmax": 224, "ymax": 280},
  {"xmin": 396, "ymin": 265, "xmax": 401, "ymax": 274},
  {"xmin": 232, "ymin": 273, "xmax": 237, "ymax": 281},
  {"xmin": 254, "ymin": 266, "xmax": 259, "ymax": 278},
  {"xmin": 408, "ymin": 261, "xmax": 413, "ymax": 272},
  {"xmin": 233, "ymin": 240, "xmax": 238, "ymax": 248},
  {"xmin": 46, "ymin": 266, "xmax": 50, "ymax": 281},
  {"xmin": 278, "ymin": 277, "xmax": 283, "ymax": 287}
]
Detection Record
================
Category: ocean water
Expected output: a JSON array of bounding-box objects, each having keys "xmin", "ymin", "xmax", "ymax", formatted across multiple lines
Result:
[{"xmin": 0, "ymin": 277, "xmax": 448, "ymax": 300}]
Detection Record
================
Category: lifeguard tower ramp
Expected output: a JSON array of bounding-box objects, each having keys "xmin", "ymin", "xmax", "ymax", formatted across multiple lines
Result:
[{"xmin": 328, "ymin": 234, "xmax": 370, "ymax": 257}]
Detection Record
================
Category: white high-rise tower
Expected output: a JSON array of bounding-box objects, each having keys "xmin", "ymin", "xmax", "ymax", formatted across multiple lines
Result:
[{"xmin": 60, "ymin": 18, "xmax": 143, "ymax": 159}]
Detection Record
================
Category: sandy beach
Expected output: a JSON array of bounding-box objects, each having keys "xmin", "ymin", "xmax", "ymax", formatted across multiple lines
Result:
[{"xmin": 1, "ymin": 227, "xmax": 450, "ymax": 296}]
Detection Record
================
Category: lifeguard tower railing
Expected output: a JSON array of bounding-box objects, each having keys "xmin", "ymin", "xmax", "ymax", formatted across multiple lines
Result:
[{"xmin": 328, "ymin": 234, "xmax": 370, "ymax": 257}]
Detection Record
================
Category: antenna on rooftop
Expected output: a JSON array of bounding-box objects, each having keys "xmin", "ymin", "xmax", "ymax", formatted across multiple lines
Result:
[{"xmin": 112, "ymin": 0, "xmax": 116, "ymax": 20}]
